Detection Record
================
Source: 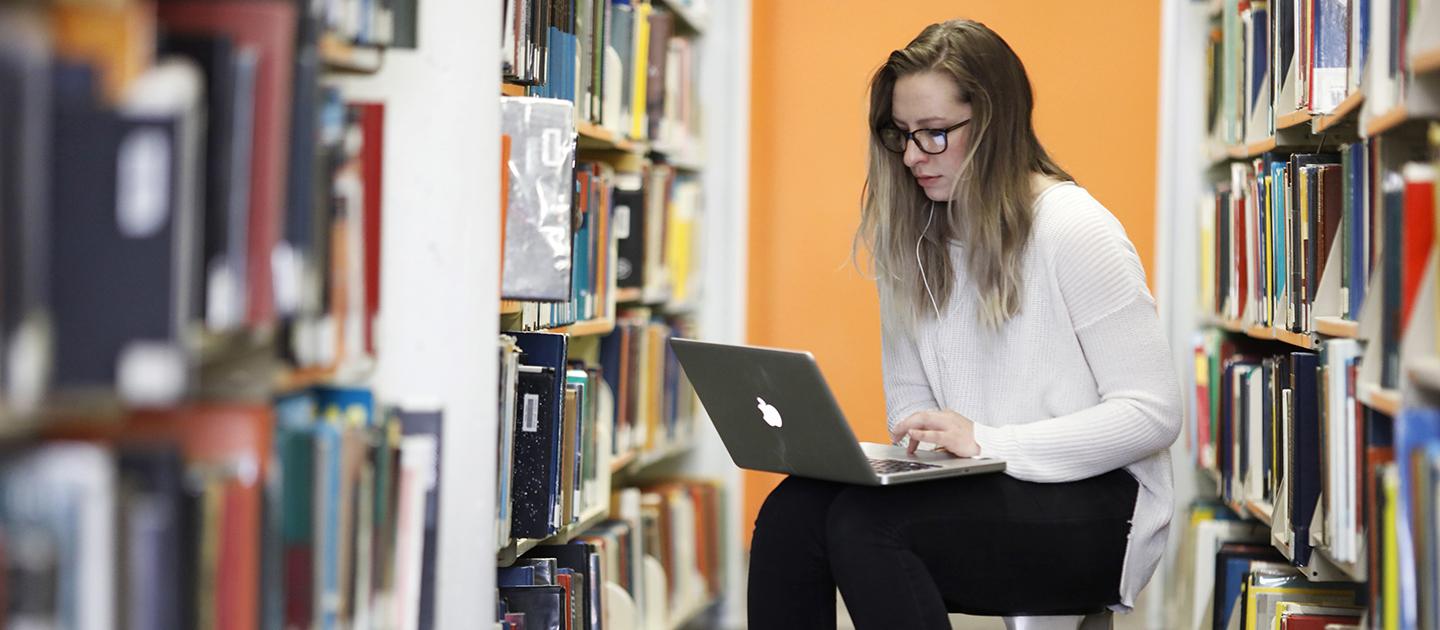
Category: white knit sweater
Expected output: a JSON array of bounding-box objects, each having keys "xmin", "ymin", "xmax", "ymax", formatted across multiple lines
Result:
[{"xmin": 881, "ymin": 182, "xmax": 1181, "ymax": 612}]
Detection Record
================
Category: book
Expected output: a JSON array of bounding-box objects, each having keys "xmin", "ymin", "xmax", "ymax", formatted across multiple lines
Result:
[
  {"xmin": 499, "ymin": 97, "xmax": 576, "ymax": 302},
  {"xmin": 157, "ymin": 0, "xmax": 297, "ymax": 327}
]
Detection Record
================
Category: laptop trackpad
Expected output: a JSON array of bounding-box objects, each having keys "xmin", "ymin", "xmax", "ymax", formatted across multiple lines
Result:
[{"xmin": 860, "ymin": 441, "xmax": 974, "ymax": 464}]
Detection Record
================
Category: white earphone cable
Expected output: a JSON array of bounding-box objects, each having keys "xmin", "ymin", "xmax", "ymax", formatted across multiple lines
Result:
[{"xmin": 917, "ymin": 202, "xmax": 942, "ymax": 320}]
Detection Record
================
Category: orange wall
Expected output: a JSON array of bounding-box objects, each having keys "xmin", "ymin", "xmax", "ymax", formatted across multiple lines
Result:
[{"xmin": 745, "ymin": 1, "xmax": 1161, "ymax": 546}]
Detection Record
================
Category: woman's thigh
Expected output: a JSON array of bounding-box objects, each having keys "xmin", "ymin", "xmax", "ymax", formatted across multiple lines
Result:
[{"xmin": 826, "ymin": 469, "xmax": 1139, "ymax": 616}]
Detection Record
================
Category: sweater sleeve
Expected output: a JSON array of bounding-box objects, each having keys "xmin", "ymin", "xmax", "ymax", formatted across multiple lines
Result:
[
  {"xmin": 970, "ymin": 202, "xmax": 1182, "ymax": 482},
  {"xmin": 879, "ymin": 283, "xmax": 939, "ymax": 436}
]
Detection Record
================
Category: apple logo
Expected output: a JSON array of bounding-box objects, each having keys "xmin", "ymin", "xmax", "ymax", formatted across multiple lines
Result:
[{"xmin": 756, "ymin": 397, "xmax": 783, "ymax": 428}]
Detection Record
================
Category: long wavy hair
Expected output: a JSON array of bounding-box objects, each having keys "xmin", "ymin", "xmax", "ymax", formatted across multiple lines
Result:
[{"xmin": 855, "ymin": 20, "xmax": 1073, "ymax": 329}]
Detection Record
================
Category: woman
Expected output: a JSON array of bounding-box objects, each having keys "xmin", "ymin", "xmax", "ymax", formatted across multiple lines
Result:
[{"xmin": 746, "ymin": 19, "xmax": 1181, "ymax": 630}]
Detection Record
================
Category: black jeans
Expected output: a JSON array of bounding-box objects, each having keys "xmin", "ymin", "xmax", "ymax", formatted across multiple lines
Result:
[{"xmin": 747, "ymin": 469, "xmax": 1139, "ymax": 630}]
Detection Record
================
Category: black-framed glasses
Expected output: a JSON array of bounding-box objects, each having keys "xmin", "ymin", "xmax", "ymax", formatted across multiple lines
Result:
[{"xmin": 877, "ymin": 119, "xmax": 971, "ymax": 155}]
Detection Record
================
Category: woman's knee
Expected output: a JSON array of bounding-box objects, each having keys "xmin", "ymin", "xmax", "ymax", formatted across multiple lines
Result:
[
  {"xmin": 823, "ymin": 486, "xmax": 899, "ymax": 552},
  {"xmin": 752, "ymin": 476, "xmax": 844, "ymax": 547}
]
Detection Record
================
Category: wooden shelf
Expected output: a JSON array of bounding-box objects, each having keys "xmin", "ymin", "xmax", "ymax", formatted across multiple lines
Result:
[
  {"xmin": 501, "ymin": 82, "xmax": 527, "ymax": 97},
  {"xmin": 1246, "ymin": 500, "xmax": 1275, "ymax": 527},
  {"xmin": 1360, "ymin": 384, "xmax": 1402, "ymax": 416},
  {"xmin": 320, "ymin": 34, "xmax": 384, "ymax": 73},
  {"xmin": 1314, "ymin": 316, "xmax": 1360, "ymax": 339},
  {"xmin": 1365, "ymin": 104, "xmax": 1412, "ymax": 137},
  {"xmin": 613, "ymin": 437, "xmax": 694, "ymax": 478},
  {"xmin": 501, "ymin": 312, "xmax": 615, "ymax": 336},
  {"xmin": 1215, "ymin": 317, "xmax": 1245, "ymax": 332},
  {"xmin": 1244, "ymin": 324, "xmax": 1316, "ymax": 350},
  {"xmin": 497, "ymin": 504, "xmax": 610, "ymax": 567},
  {"xmin": 615, "ymin": 287, "xmax": 644, "ymax": 303},
  {"xmin": 1276, "ymin": 109, "xmax": 1312, "ymax": 130},
  {"xmin": 1228, "ymin": 136, "xmax": 1278, "ymax": 159},
  {"xmin": 1414, "ymin": 46, "xmax": 1440, "ymax": 75},
  {"xmin": 614, "ymin": 286, "xmax": 672, "ymax": 306},
  {"xmin": 609, "ymin": 450, "xmax": 639, "ymax": 474},
  {"xmin": 577, "ymin": 120, "xmax": 641, "ymax": 153},
  {"xmin": 1313, "ymin": 91, "xmax": 1365, "ymax": 133},
  {"xmin": 1202, "ymin": 316, "xmax": 1320, "ymax": 349},
  {"xmin": 551, "ymin": 317, "xmax": 616, "ymax": 337}
]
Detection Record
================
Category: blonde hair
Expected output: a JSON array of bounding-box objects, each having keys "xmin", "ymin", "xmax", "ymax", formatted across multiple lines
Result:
[{"xmin": 855, "ymin": 19, "xmax": 1072, "ymax": 328}]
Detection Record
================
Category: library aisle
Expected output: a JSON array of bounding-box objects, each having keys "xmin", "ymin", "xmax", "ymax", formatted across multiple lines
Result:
[{"xmin": 9, "ymin": 0, "xmax": 1440, "ymax": 627}]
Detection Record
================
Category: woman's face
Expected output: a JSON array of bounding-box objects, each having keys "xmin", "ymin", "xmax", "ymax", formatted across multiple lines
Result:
[{"xmin": 890, "ymin": 71, "xmax": 973, "ymax": 203}]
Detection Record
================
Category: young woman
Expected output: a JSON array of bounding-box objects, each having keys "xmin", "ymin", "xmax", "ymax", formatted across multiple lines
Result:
[{"xmin": 746, "ymin": 20, "xmax": 1182, "ymax": 630}]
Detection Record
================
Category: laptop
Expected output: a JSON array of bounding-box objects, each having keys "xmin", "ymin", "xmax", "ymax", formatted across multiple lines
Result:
[{"xmin": 669, "ymin": 338, "xmax": 1005, "ymax": 486}]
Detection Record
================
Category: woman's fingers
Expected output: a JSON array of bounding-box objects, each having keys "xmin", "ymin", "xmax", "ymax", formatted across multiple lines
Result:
[
  {"xmin": 906, "ymin": 428, "xmax": 944, "ymax": 454},
  {"xmin": 891, "ymin": 411, "xmax": 940, "ymax": 441}
]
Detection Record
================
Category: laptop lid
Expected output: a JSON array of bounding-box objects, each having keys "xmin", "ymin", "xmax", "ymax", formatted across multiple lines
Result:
[{"xmin": 669, "ymin": 337, "xmax": 878, "ymax": 485}]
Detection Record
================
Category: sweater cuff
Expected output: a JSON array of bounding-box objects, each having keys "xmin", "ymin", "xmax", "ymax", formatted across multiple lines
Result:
[{"xmin": 972, "ymin": 422, "xmax": 1017, "ymax": 459}]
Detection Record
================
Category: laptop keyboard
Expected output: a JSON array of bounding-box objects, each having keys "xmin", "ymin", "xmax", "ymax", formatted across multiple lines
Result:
[{"xmin": 868, "ymin": 458, "xmax": 941, "ymax": 474}]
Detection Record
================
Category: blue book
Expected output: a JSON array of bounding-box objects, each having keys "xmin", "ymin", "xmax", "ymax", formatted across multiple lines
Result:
[
  {"xmin": 312, "ymin": 385, "xmax": 376, "ymax": 428},
  {"xmin": 499, "ymin": 586, "xmax": 565, "ymax": 630},
  {"xmin": 498, "ymin": 565, "xmax": 538, "ymax": 587},
  {"xmin": 1396, "ymin": 407, "xmax": 1440, "ymax": 629},
  {"xmin": 1347, "ymin": 143, "xmax": 1368, "ymax": 318},
  {"xmin": 1290, "ymin": 351, "xmax": 1321, "ymax": 567}
]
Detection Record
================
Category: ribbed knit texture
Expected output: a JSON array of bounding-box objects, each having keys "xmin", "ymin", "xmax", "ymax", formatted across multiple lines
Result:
[{"xmin": 880, "ymin": 182, "xmax": 1182, "ymax": 612}]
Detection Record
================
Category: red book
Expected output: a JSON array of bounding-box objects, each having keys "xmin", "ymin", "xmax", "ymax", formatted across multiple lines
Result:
[
  {"xmin": 156, "ymin": 1, "xmax": 296, "ymax": 326},
  {"xmin": 283, "ymin": 545, "xmax": 313, "ymax": 627},
  {"xmin": 555, "ymin": 572, "xmax": 574, "ymax": 630},
  {"xmin": 355, "ymin": 103, "xmax": 385, "ymax": 355},
  {"xmin": 1401, "ymin": 165, "xmax": 1435, "ymax": 333},
  {"xmin": 1281, "ymin": 613, "xmax": 1362, "ymax": 630}
]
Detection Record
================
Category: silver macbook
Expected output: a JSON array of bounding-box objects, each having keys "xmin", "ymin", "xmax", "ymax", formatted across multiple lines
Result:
[{"xmin": 669, "ymin": 338, "xmax": 1005, "ymax": 486}]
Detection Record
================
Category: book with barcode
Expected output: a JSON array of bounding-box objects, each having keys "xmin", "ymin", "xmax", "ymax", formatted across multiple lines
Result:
[{"xmin": 510, "ymin": 364, "xmax": 557, "ymax": 544}]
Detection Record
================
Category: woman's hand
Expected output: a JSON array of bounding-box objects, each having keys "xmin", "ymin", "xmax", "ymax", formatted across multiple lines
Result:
[{"xmin": 890, "ymin": 410, "xmax": 981, "ymax": 457}]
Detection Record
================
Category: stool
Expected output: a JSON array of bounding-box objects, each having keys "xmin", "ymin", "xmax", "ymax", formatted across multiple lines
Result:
[{"xmin": 1001, "ymin": 610, "xmax": 1113, "ymax": 630}]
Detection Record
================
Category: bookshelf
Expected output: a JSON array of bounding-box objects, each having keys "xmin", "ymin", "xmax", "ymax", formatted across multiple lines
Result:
[
  {"xmin": 490, "ymin": 0, "xmax": 746, "ymax": 628},
  {"xmin": 0, "ymin": 0, "xmax": 499, "ymax": 624},
  {"xmin": 0, "ymin": 0, "xmax": 747, "ymax": 626},
  {"xmin": 1181, "ymin": 1, "xmax": 1440, "ymax": 628}
]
